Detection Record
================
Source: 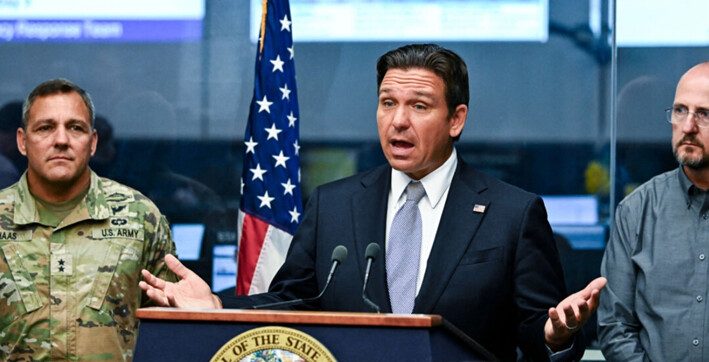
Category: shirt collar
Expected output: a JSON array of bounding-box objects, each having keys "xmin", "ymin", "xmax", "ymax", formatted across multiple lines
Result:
[{"xmin": 390, "ymin": 148, "xmax": 458, "ymax": 208}]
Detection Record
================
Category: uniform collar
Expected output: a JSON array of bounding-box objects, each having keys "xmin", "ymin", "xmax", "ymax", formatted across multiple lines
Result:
[{"xmin": 13, "ymin": 170, "xmax": 111, "ymax": 226}]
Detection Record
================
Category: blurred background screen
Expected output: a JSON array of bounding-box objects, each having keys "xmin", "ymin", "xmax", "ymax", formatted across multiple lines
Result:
[
  {"xmin": 0, "ymin": 0, "xmax": 205, "ymax": 43},
  {"xmin": 250, "ymin": 0, "xmax": 549, "ymax": 42}
]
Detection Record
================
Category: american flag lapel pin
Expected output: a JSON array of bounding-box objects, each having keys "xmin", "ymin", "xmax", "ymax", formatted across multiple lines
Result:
[{"xmin": 473, "ymin": 204, "xmax": 486, "ymax": 213}]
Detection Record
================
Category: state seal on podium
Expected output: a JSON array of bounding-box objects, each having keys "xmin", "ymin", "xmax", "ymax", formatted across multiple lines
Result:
[{"xmin": 211, "ymin": 326, "xmax": 337, "ymax": 362}]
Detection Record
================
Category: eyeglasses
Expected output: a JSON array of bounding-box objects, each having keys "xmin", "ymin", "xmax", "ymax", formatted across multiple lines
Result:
[{"xmin": 665, "ymin": 106, "xmax": 709, "ymax": 128}]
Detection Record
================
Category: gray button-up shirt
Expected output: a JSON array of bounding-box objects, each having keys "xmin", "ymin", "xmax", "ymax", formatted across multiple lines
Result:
[{"xmin": 599, "ymin": 166, "xmax": 709, "ymax": 361}]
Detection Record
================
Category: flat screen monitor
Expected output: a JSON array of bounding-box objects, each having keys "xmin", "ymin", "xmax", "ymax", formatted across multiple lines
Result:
[
  {"xmin": 541, "ymin": 195, "xmax": 599, "ymax": 225},
  {"xmin": 0, "ymin": 0, "xmax": 205, "ymax": 42},
  {"xmin": 617, "ymin": 0, "xmax": 709, "ymax": 46},
  {"xmin": 212, "ymin": 245, "xmax": 237, "ymax": 293},
  {"xmin": 541, "ymin": 195, "xmax": 605, "ymax": 249},
  {"xmin": 171, "ymin": 223, "xmax": 205, "ymax": 261},
  {"xmin": 251, "ymin": 0, "xmax": 549, "ymax": 43}
]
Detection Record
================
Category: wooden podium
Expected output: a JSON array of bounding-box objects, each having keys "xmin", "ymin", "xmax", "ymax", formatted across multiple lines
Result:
[{"xmin": 134, "ymin": 308, "xmax": 497, "ymax": 361}]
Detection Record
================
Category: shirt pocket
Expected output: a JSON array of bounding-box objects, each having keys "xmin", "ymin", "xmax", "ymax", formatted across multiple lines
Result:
[
  {"xmin": 0, "ymin": 243, "xmax": 42, "ymax": 315},
  {"xmin": 82, "ymin": 239, "xmax": 143, "ymax": 331},
  {"xmin": 85, "ymin": 241, "xmax": 125, "ymax": 310},
  {"xmin": 86, "ymin": 225, "xmax": 145, "ymax": 310}
]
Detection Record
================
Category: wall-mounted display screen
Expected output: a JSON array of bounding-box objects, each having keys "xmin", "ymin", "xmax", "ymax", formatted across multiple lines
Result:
[
  {"xmin": 251, "ymin": 0, "xmax": 549, "ymax": 43},
  {"xmin": 0, "ymin": 0, "xmax": 205, "ymax": 42},
  {"xmin": 617, "ymin": 0, "xmax": 709, "ymax": 46}
]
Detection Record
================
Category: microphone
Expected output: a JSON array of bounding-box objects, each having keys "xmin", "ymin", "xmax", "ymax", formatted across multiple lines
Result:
[
  {"xmin": 361, "ymin": 242, "xmax": 381, "ymax": 313},
  {"xmin": 251, "ymin": 245, "xmax": 348, "ymax": 309}
]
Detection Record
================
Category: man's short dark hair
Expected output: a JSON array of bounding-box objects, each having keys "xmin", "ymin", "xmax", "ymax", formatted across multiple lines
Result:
[
  {"xmin": 22, "ymin": 78, "xmax": 95, "ymax": 129},
  {"xmin": 376, "ymin": 43, "xmax": 470, "ymax": 118}
]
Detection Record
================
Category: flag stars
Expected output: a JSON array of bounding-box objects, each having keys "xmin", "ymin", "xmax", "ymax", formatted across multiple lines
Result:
[
  {"xmin": 239, "ymin": 0, "xmax": 304, "ymax": 292},
  {"xmin": 280, "ymin": 83, "xmax": 291, "ymax": 100},
  {"xmin": 245, "ymin": 136, "xmax": 258, "ymax": 154},
  {"xmin": 287, "ymin": 111, "xmax": 297, "ymax": 127},
  {"xmin": 250, "ymin": 163, "xmax": 267, "ymax": 181},
  {"xmin": 256, "ymin": 95, "xmax": 273, "ymax": 113},
  {"xmin": 289, "ymin": 206, "xmax": 301, "ymax": 223},
  {"xmin": 270, "ymin": 55, "xmax": 285, "ymax": 73},
  {"xmin": 280, "ymin": 15, "xmax": 292, "ymax": 32},
  {"xmin": 273, "ymin": 151, "xmax": 290, "ymax": 168},
  {"xmin": 265, "ymin": 123, "xmax": 282, "ymax": 141},
  {"xmin": 282, "ymin": 178, "xmax": 296, "ymax": 196},
  {"xmin": 286, "ymin": 111, "xmax": 298, "ymax": 127},
  {"xmin": 258, "ymin": 191, "xmax": 275, "ymax": 209},
  {"xmin": 242, "ymin": 8, "xmax": 302, "ymax": 233}
]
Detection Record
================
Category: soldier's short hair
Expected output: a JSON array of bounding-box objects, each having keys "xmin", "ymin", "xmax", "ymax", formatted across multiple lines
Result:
[{"xmin": 22, "ymin": 78, "xmax": 95, "ymax": 129}]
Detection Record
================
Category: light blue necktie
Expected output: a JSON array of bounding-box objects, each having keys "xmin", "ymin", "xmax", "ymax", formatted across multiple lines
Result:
[{"xmin": 386, "ymin": 181, "xmax": 425, "ymax": 314}]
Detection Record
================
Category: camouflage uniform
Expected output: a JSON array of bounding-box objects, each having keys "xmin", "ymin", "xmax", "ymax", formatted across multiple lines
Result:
[{"xmin": 0, "ymin": 171, "xmax": 178, "ymax": 361}]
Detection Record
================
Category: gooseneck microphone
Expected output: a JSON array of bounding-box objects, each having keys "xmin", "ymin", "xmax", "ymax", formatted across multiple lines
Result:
[
  {"xmin": 361, "ymin": 242, "xmax": 381, "ymax": 313},
  {"xmin": 251, "ymin": 245, "xmax": 348, "ymax": 309}
]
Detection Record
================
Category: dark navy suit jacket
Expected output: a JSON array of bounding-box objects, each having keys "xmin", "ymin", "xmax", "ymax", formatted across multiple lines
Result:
[{"xmin": 222, "ymin": 158, "xmax": 585, "ymax": 361}]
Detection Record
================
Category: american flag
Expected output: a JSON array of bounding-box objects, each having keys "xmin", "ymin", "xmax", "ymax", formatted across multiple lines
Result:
[{"xmin": 237, "ymin": 0, "xmax": 302, "ymax": 295}]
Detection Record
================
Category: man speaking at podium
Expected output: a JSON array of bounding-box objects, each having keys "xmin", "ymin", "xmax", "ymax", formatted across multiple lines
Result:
[{"xmin": 141, "ymin": 44, "xmax": 606, "ymax": 361}]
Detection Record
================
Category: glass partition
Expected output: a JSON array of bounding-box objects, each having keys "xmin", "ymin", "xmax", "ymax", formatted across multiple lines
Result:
[
  {"xmin": 615, "ymin": 0, "xmax": 705, "ymax": 195},
  {"xmin": 0, "ymin": 0, "xmax": 616, "ymax": 347}
]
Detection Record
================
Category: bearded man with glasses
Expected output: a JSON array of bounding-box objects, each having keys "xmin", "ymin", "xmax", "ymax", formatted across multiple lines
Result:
[{"xmin": 599, "ymin": 62, "xmax": 709, "ymax": 361}]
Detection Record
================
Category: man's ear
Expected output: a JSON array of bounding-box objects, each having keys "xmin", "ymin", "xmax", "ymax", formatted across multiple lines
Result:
[
  {"xmin": 90, "ymin": 129, "xmax": 97, "ymax": 156},
  {"xmin": 16, "ymin": 127, "xmax": 27, "ymax": 156},
  {"xmin": 449, "ymin": 104, "xmax": 467, "ymax": 139}
]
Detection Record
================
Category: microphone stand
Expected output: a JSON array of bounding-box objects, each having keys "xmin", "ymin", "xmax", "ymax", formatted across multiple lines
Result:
[
  {"xmin": 251, "ymin": 245, "xmax": 348, "ymax": 310},
  {"xmin": 362, "ymin": 242, "xmax": 381, "ymax": 313}
]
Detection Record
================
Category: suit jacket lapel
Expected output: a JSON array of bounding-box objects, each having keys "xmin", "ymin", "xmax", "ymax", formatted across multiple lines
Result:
[
  {"xmin": 414, "ymin": 161, "xmax": 490, "ymax": 314},
  {"xmin": 351, "ymin": 165, "xmax": 392, "ymax": 312}
]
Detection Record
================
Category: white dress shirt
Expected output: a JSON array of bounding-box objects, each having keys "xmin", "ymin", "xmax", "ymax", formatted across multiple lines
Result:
[{"xmin": 386, "ymin": 148, "xmax": 457, "ymax": 295}]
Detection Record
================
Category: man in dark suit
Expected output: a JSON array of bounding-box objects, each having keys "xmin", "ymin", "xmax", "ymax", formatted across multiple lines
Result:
[{"xmin": 140, "ymin": 44, "xmax": 606, "ymax": 361}]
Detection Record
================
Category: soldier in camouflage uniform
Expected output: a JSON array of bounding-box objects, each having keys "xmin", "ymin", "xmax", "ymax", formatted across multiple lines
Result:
[{"xmin": 0, "ymin": 78, "xmax": 178, "ymax": 361}]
